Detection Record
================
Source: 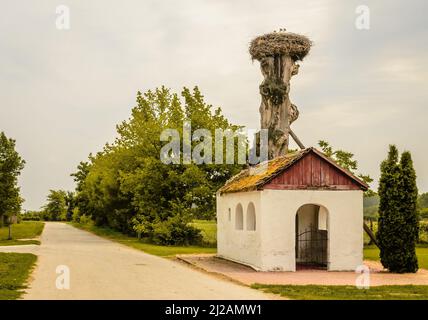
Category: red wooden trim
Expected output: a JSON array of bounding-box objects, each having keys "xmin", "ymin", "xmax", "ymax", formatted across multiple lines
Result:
[
  {"xmin": 263, "ymin": 184, "xmax": 361, "ymax": 190},
  {"xmin": 311, "ymin": 148, "xmax": 368, "ymax": 189},
  {"xmin": 262, "ymin": 149, "xmax": 365, "ymax": 191}
]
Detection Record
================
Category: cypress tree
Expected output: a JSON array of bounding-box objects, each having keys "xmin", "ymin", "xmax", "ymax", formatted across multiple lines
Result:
[
  {"xmin": 377, "ymin": 145, "xmax": 401, "ymax": 270},
  {"xmin": 377, "ymin": 145, "xmax": 419, "ymax": 273},
  {"xmin": 396, "ymin": 151, "xmax": 418, "ymax": 272}
]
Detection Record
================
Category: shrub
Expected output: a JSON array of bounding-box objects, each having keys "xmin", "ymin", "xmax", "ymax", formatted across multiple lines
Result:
[
  {"xmin": 420, "ymin": 221, "xmax": 428, "ymax": 233},
  {"xmin": 21, "ymin": 211, "xmax": 42, "ymax": 221},
  {"xmin": 150, "ymin": 215, "xmax": 202, "ymax": 246},
  {"xmin": 79, "ymin": 214, "xmax": 93, "ymax": 226},
  {"xmin": 419, "ymin": 221, "xmax": 428, "ymax": 243},
  {"xmin": 71, "ymin": 208, "xmax": 81, "ymax": 223},
  {"xmin": 419, "ymin": 208, "xmax": 428, "ymax": 220}
]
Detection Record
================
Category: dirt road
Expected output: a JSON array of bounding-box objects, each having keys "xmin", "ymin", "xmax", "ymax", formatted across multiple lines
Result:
[{"xmin": 0, "ymin": 222, "xmax": 271, "ymax": 300}]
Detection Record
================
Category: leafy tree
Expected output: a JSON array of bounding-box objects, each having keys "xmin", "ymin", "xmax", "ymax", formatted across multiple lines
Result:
[
  {"xmin": 21, "ymin": 210, "xmax": 42, "ymax": 221},
  {"xmin": 377, "ymin": 145, "xmax": 401, "ymax": 270},
  {"xmin": 42, "ymin": 190, "xmax": 68, "ymax": 221},
  {"xmin": 397, "ymin": 151, "xmax": 419, "ymax": 271},
  {"xmin": 65, "ymin": 191, "xmax": 76, "ymax": 221},
  {"xmin": 70, "ymin": 160, "xmax": 92, "ymax": 222},
  {"xmin": 73, "ymin": 87, "xmax": 245, "ymax": 245},
  {"xmin": 418, "ymin": 193, "xmax": 428, "ymax": 209},
  {"xmin": 0, "ymin": 132, "xmax": 25, "ymax": 236},
  {"xmin": 318, "ymin": 140, "xmax": 374, "ymax": 196},
  {"xmin": 377, "ymin": 145, "xmax": 418, "ymax": 273},
  {"xmin": 71, "ymin": 161, "xmax": 91, "ymax": 192}
]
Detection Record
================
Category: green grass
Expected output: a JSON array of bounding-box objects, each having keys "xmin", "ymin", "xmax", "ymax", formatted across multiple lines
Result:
[
  {"xmin": 252, "ymin": 284, "xmax": 428, "ymax": 300},
  {"xmin": 0, "ymin": 221, "xmax": 45, "ymax": 246},
  {"xmin": 71, "ymin": 222, "xmax": 217, "ymax": 257},
  {"xmin": 0, "ymin": 253, "xmax": 37, "ymax": 300},
  {"xmin": 0, "ymin": 240, "xmax": 40, "ymax": 246},
  {"xmin": 364, "ymin": 245, "xmax": 428, "ymax": 270},
  {"xmin": 190, "ymin": 219, "xmax": 217, "ymax": 246},
  {"xmin": 364, "ymin": 220, "xmax": 428, "ymax": 244}
]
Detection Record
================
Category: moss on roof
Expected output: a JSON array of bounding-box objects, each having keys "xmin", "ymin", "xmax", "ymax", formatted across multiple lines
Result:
[
  {"xmin": 218, "ymin": 148, "xmax": 369, "ymax": 194},
  {"xmin": 219, "ymin": 149, "xmax": 307, "ymax": 194}
]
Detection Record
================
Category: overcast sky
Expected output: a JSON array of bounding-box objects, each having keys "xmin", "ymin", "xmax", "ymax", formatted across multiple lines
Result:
[{"xmin": 1, "ymin": 0, "xmax": 427, "ymax": 210}]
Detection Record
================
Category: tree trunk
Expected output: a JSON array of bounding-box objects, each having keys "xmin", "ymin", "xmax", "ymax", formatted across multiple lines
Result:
[
  {"xmin": 8, "ymin": 223, "xmax": 12, "ymax": 240},
  {"xmin": 259, "ymin": 55, "xmax": 300, "ymax": 159}
]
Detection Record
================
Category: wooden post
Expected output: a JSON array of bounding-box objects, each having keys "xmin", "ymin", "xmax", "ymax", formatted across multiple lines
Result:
[
  {"xmin": 8, "ymin": 217, "xmax": 12, "ymax": 240},
  {"xmin": 363, "ymin": 222, "xmax": 379, "ymax": 248},
  {"xmin": 289, "ymin": 129, "xmax": 305, "ymax": 150}
]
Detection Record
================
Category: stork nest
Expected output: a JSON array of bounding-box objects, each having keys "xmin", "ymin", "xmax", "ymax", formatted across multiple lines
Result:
[{"xmin": 249, "ymin": 32, "xmax": 312, "ymax": 61}]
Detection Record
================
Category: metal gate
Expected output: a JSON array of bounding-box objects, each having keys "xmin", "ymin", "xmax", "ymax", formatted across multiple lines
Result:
[{"xmin": 296, "ymin": 228, "xmax": 328, "ymax": 268}]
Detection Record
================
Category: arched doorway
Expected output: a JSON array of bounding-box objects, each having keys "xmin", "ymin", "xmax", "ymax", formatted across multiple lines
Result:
[{"xmin": 295, "ymin": 204, "xmax": 328, "ymax": 270}]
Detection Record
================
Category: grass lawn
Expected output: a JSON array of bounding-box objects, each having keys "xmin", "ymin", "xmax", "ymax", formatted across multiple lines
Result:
[
  {"xmin": 190, "ymin": 219, "xmax": 217, "ymax": 246},
  {"xmin": 252, "ymin": 284, "xmax": 428, "ymax": 300},
  {"xmin": 0, "ymin": 253, "xmax": 37, "ymax": 300},
  {"xmin": 72, "ymin": 222, "xmax": 217, "ymax": 257},
  {"xmin": 0, "ymin": 240, "xmax": 40, "ymax": 246},
  {"xmin": 0, "ymin": 221, "xmax": 44, "ymax": 246},
  {"xmin": 364, "ymin": 245, "xmax": 428, "ymax": 270}
]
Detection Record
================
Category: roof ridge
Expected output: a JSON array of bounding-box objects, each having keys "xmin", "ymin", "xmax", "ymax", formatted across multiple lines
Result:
[{"xmin": 218, "ymin": 147, "xmax": 368, "ymax": 194}]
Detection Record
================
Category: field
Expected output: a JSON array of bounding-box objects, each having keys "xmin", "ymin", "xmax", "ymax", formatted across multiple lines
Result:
[
  {"xmin": 364, "ymin": 245, "xmax": 428, "ymax": 269},
  {"xmin": 0, "ymin": 221, "xmax": 44, "ymax": 246},
  {"xmin": 364, "ymin": 220, "xmax": 428, "ymax": 244},
  {"xmin": 0, "ymin": 253, "xmax": 37, "ymax": 299},
  {"xmin": 190, "ymin": 219, "xmax": 217, "ymax": 246}
]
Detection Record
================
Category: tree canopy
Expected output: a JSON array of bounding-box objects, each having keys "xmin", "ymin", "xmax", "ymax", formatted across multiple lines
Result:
[
  {"xmin": 72, "ymin": 87, "xmax": 245, "ymax": 244},
  {"xmin": 0, "ymin": 132, "xmax": 25, "ymax": 226},
  {"xmin": 42, "ymin": 190, "xmax": 68, "ymax": 221},
  {"xmin": 318, "ymin": 140, "xmax": 374, "ymax": 196}
]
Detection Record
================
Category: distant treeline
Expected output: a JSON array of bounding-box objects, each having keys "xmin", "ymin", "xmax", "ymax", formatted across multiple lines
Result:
[{"xmin": 364, "ymin": 193, "xmax": 428, "ymax": 220}]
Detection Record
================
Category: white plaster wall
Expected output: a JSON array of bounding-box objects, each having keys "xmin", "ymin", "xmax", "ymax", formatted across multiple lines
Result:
[
  {"xmin": 216, "ymin": 191, "xmax": 262, "ymax": 269},
  {"xmin": 260, "ymin": 189, "xmax": 364, "ymax": 271}
]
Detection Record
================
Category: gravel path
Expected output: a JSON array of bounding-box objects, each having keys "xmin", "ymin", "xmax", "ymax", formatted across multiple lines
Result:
[{"xmin": 0, "ymin": 222, "xmax": 271, "ymax": 300}]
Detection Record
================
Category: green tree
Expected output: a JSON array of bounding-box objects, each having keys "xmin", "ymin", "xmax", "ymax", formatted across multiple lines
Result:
[
  {"xmin": 318, "ymin": 140, "xmax": 374, "ymax": 195},
  {"xmin": 71, "ymin": 161, "xmax": 91, "ymax": 192},
  {"xmin": 70, "ymin": 160, "xmax": 92, "ymax": 222},
  {"xmin": 377, "ymin": 145, "xmax": 419, "ymax": 273},
  {"xmin": 397, "ymin": 151, "xmax": 419, "ymax": 272},
  {"xmin": 73, "ymin": 87, "xmax": 245, "ymax": 244},
  {"xmin": 0, "ymin": 132, "xmax": 25, "ymax": 237},
  {"xmin": 65, "ymin": 191, "xmax": 76, "ymax": 221},
  {"xmin": 418, "ymin": 193, "xmax": 428, "ymax": 209},
  {"xmin": 42, "ymin": 190, "xmax": 68, "ymax": 221}
]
